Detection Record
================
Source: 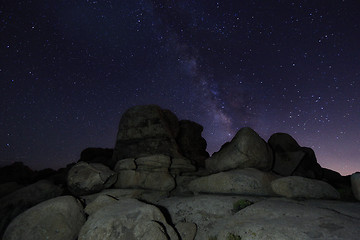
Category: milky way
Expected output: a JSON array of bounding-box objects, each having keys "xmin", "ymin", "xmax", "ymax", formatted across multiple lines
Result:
[{"xmin": 1, "ymin": 0, "xmax": 360, "ymax": 175}]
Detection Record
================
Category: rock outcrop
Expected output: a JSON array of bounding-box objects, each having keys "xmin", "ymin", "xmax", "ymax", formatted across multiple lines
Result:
[
  {"xmin": 269, "ymin": 133, "xmax": 323, "ymax": 179},
  {"xmin": 206, "ymin": 127, "xmax": 273, "ymax": 173},
  {"xmin": 114, "ymin": 154, "xmax": 175, "ymax": 192},
  {"xmin": 176, "ymin": 120, "xmax": 209, "ymax": 168},
  {"xmin": 112, "ymin": 105, "xmax": 182, "ymax": 162},
  {"xmin": 268, "ymin": 132, "xmax": 302, "ymax": 152},
  {"xmin": 1, "ymin": 105, "xmax": 360, "ymax": 240}
]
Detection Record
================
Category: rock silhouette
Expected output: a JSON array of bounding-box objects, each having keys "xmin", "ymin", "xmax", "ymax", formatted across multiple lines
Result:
[
  {"xmin": 176, "ymin": 120, "xmax": 209, "ymax": 168},
  {"xmin": 206, "ymin": 127, "xmax": 273, "ymax": 172},
  {"xmin": 79, "ymin": 148, "xmax": 114, "ymax": 168},
  {"xmin": 112, "ymin": 105, "xmax": 182, "ymax": 161},
  {"xmin": 1, "ymin": 104, "xmax": 359, "ymax": 240}
]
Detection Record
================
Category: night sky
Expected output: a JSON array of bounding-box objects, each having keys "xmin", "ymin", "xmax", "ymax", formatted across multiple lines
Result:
[{"xmin": 1, "ymin": 0, "xmax": 360, "ymax": 175}]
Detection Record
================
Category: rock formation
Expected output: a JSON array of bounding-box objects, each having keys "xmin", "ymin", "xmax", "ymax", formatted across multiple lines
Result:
[
  {"xmin": 1, "ymin": 104, "xmax": 359, "ymax": 240},
  {"xmin": 206, "ymin": 127, "xmax": 274, "ymax": 172},
  {"xmin": 112, "ymin": 105, "xmax": 182, "ymax": 162},
  {"xmin": 269, "ymin": 132, "xmax": 323, "ymax": 179},
  {"xmin": 176, "ymin": 120, "xmax": 209, "ymax": 168},
  {"xmin": 114, "ymin": 154, "xmax": 175, "ymax": 192}
]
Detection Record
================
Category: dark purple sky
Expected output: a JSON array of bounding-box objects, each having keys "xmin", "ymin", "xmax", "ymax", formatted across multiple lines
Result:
[{"xmin": 1, "ymin": 0, "xmax": 359, "ymax": 175}]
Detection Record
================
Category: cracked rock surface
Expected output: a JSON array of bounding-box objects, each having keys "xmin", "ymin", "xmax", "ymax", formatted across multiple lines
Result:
[{"xmin": 157, "ymin": 194, "xmax": 360, "ymax": 240}]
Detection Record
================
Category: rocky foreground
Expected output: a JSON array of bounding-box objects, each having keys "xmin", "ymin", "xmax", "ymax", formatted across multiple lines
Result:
[{"xmin": 1, "ymin": 105, "xmax": 360, "ymax": 240}]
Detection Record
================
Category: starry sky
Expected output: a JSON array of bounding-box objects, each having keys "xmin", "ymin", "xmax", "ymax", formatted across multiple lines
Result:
[{"xmin": 1, "ymin": 0, "xmax": 360, "ymax": 175}]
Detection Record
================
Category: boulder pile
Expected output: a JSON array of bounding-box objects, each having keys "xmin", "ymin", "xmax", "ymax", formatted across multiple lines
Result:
[{"xmin": 1, "ymin": 104, "xmax": 359, "ymax": 240}]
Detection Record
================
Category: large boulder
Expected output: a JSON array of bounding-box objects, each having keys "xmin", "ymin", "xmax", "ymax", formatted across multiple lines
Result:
[
  {"xmin": 351, "ymin": 172, "xmax": 360, "ymax": 201},
  {"xmin": 268, "ymin": 132, "xmax": 303, "ymax": 177},
  {"xmin": 176, "ymin": 120, "xmax": 209, "ymax": 168},
  {"xmin": 188, "ymin": 168, "xmax": 278, "ymax": 196},
  {"xmin": 0, "ymin": 180, "xmax": 63, "ymax": 238},
  {"xmin": 268, "ymin": 133, "xmax": 323, "ymax": 179},
  {"xmin": 79, "ymin": 148, "xmax": 114, "ymax": 168},
  {"xmin": 114, "ymin": 155, "xmax": 175, "ymax": 192},
  {"xmin": 206, "ymin": 127, "xmax": 273, "ymax": 172},
  {"xmin": 67, "ymin": 162, "xmax": 117, "ymax": 196},
  {"xmin": 112, "ymin": 105, "xmax": 182, "ymax": 162},
  {"xmin": 78, "ymin": 197, "xmax": 179, "ymax": 240},
  {"xmin": 271, "ymin": 176, "xmax": 340, "ymax": 199},
  {"xmin": 3, "ymin": 196, "xmax": 85, "ymax": 240},
  {"xmin": 268, "ymin": 132, "xmax": 301, "ymax": 152}
]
